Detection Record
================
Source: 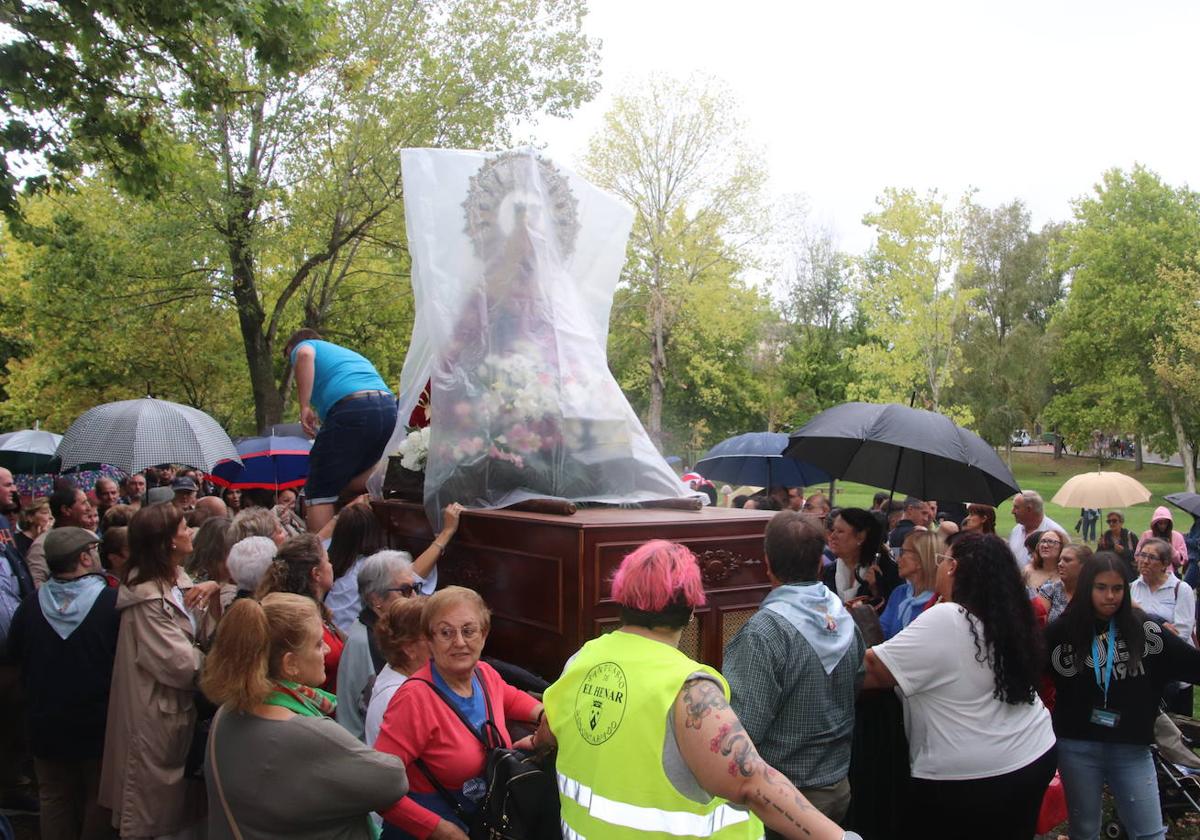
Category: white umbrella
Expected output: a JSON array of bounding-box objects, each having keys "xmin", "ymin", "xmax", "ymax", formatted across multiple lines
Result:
[
  {"xmin": 56, "ymin": 397, "xmax": 241, "ymax": 475},
  {"xmin": 1051, "ymin": 471, "xmax": 1152, "ymax": 509}
]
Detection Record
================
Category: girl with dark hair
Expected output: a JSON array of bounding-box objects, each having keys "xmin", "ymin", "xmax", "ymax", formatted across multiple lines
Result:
[
  {"xmin": 824, "ymin": 507, "xmax": 899, "ymax": 607},
  {"xmin": 325, "ymin": 502, "xmax": 463, "ymax": 634},
  {"xmin": 864, "ymin": 533, "xmax": 1055, "ymax": 838},
  {"xmin": 1046, "ymin": 552, "xmax": 1200, "ymax": 839},
  {"xmin": 257, "ymin": 532, "xmax": 344, "ymax": 693},
  {"xmin": 99, "ymin": 503, "xmax": 221, "ymax": 838}
]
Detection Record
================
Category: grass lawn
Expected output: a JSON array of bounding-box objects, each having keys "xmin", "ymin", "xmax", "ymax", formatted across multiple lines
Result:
[{"xmin": 816, "ymin": 449, "xmax": 1193, "ymax": 539}]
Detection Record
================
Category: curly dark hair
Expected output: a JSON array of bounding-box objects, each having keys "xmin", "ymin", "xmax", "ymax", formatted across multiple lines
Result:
[
  {"xmin": 949, "ymin": 532, "xmax": 1042, "ymax": 705},
  {"xmin": 1061, "ymin": 551, "xmax": 1144, "ymax": 672}
]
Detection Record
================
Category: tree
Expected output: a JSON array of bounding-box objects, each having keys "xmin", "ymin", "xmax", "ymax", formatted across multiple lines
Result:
[
  {"xmin": 1046, "ymin": 165, "xmax": 1200, "ymax": 491},
  {"xmin": 0, "ymin": 0, "xmax": 329, "ymax": 220},
  {"xmin": 584, "ymin": 74, "xmax": 765, "ymax": 446},
  {"xmin": 850, "ymin": 188, "xmax": 976, "ymax": 418},
  {"xmin": 1152, "ymin": 265, "xmax": 1200, "ymax": 479},
  {"xmin": 947, "ymin": 202, "xmax": 1064, "ymax": 446},
  {"xmin": 7, "ymin": 0, "xmax": 602, "ymax": 432}
]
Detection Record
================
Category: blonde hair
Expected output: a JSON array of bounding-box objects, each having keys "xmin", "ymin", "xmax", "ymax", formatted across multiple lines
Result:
[
  {"xmin": 422, "ymin": 586, "xmax": 491, "ymax": 638},
  {"xmin": 904, "ymin": 530, "xmax": 944, "ymax": 592},
  {"xmin": 200, "ymin": 593, "xmax": 320, "ymax": 712}
]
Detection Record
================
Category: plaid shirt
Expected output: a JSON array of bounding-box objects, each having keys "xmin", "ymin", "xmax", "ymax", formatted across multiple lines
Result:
[{"xmin": 724, "ymin": 604, "xmax": 866, "ymax": 788}]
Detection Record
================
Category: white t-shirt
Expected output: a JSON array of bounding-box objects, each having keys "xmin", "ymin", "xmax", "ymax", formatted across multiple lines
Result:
[
  {"xmin": 1131, "ymin": 573, "xmax": 1197, "ymax": 646},
  {"xmin": 365, "ymin": 665, "xmax": 409, "ymax": 748},
  {"xmin": 873, "ymin": 602, "xmax": 1055, "ymax": 780}
]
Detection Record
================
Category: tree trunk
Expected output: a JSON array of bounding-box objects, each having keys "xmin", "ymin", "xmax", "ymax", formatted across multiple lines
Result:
[
  {"xmin": 1134, "ymin": 434, "xmax": 1144, "ymax": 471},
  {"xmin": 1167, "ymin": 397, "xmax": 1197, "ymax": 493},
  {"xmin": 228, "ymin": 227, "xmax": 284, "ymax": 433},
  {"xmin": 647, "ymin": 293, "xmax": 666, "ymax": 447}
]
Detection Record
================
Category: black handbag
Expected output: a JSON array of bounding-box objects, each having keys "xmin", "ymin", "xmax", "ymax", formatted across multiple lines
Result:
[{"xmin": 410, "ymin": 674, "xmax": 559, "ymax": 840}]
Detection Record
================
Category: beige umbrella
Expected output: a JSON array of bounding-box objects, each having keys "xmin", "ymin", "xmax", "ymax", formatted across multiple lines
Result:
[{"xmin": 1051, "ymin": 471, "xmax": 1152, "ymax": 508}]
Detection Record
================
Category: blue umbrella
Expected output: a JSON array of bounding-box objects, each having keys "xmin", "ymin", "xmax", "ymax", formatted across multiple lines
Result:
[
  {"xmin": 695, "ymin": 432, "xmax": 829, "ymax": 488},
  {"xmin": 209, "ymin": 433, "xmax": 312, "ymax": 491}
]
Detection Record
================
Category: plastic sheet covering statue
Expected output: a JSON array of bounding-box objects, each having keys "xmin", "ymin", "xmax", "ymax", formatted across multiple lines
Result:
[{"xmin": 389, "ymin": 147, "xmax": 691, "ymax": 524}]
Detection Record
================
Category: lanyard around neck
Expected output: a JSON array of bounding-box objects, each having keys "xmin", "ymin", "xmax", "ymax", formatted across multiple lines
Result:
[{"xmin": 1092, "ymin": 617, "xmax": 1117, "ymax": 707}]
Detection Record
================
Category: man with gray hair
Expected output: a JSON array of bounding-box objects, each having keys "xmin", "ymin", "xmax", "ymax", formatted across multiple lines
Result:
[
  {"xmin": 1009, "ymin": 490, "xmax": 1067, "ymax": 567},
  {"xmin": 336, "ymin": 550, "xmax": 421, "ymax": 740}
]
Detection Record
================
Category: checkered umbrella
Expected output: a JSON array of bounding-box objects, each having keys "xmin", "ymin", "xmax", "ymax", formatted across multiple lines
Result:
[{"xmin": 56, "ymin": 397, "xmax": 242, "ymax": 475}]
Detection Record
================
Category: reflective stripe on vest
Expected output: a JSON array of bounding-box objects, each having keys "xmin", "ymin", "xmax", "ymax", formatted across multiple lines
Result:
[{"xmin": 558, "ymin": 771, "xmax": 759, "ymax": 838}]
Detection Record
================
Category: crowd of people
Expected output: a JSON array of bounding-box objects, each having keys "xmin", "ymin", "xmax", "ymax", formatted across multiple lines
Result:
[{"xmin": 2, "ymin": 460, "xmax": 1200, "ymax": 839}]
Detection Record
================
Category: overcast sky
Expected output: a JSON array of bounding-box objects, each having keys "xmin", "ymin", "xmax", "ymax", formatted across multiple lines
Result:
[{"xmin": 526, "ymin": 0, "xmax": 1200, "ymax": 254}]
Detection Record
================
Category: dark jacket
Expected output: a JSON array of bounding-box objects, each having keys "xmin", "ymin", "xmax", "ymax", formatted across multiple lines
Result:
[{"xmin": 8, "ymin": 580, "xmax": 120, "ymax": 760}]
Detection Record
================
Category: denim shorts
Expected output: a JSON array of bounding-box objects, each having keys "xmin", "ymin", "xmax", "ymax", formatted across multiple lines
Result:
[{"xmin": 305, "ymin": 392, "xmax": 398, "ymax": 505}]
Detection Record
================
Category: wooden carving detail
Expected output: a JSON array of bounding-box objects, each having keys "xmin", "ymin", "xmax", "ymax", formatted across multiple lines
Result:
[
  {"xmin": 696, "ymin": 549, "xmax": 758, "ymax": 585},
  {"xmin": 441, "ymin": 555, "xmax": 494, "ymax": 590}
]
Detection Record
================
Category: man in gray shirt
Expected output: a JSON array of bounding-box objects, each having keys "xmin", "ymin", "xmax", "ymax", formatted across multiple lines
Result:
[{"xmin": 724, "ymin": 510, "xmax": 866, "ymax": 828}]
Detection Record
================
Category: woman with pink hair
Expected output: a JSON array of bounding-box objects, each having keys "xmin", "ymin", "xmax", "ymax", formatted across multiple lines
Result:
[{"xmin": 533, "ymin": 540, "xmax": 857, "ymax": 840}]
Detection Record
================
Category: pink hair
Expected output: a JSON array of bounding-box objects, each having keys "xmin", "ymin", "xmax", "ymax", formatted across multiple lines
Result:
[{"xmin": 611, "ymin": 540, "xmax": 707, "ymax": 612}]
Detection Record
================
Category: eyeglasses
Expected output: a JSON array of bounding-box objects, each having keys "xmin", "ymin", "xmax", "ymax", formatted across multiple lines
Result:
[
  {"xmin": 1037, "ymin": 539, "xmax": 1061, "ymax": 547},
  {"xmin": 935, "ymin": 552, "xmax": 954, "ymax": 566},
  {"xmin": 1133, "ymin": 551, "xmax": 1163, "ymax": 562},
  {"xmin": 386, "ymin": 583, "xmax": 422, "ymax": 598},
  {"xmin": 1107, "ymin": 518, "xmax": 1121, "ymax": 524},
  {"xmin": 433, "ymin": 623, "xmax": 482, "ymax": 643}
]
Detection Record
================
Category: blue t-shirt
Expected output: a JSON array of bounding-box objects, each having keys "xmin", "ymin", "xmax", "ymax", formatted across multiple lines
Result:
[
  {"xmin": 431, "ymin": 666, "xmax": 488, "ymax": 730},
  {"xmin": 291, "ymin": 340, "xmax": 389, "ymax": 420}
]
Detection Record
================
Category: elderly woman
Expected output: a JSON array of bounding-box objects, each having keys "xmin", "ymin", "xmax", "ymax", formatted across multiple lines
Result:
[
  {"xmin": 201, "ymin": 593, "xmax": 410, "ymax": 839},
  {"xmin": 1098, "ymin": 510, "xmax": 1138, "ymax": 562},
  {"xmin": 865, "ymin": 533, "xmax": 1056, "ymax": 838},
  {"xmin": 336, "ymin": 550, "xmax": 422, "ymax": 740},
  {"xmin": 1037, "ymin": 543, "xmax": 1092, "ymax": 622},
  {"xmin": 232, "ymin": 506, "xmax": 286, "ymax": 547},
  {"xmin": 537, "ymin": 541, "xmax": 853, "ymax": 840},
  {"xmin": 257, "ymin": 533, "xmax": 343, "ymax": 693},
  {"xmin": 98, "ymin": 502, "xmax": 221, "ymax": 838},
  {"xmin": 962, "ymin": 503, "xmax": 996, "ymax": 535},
  {"xmin": 226, "ymin": 536, "xmax": 277, "ymax": 600},
  {"xmin": 365, "ymin": 598, "xmax": 429, "ymax": 748},
  {"xmin": 823, "ymin": 508, "xmax": 897, "ymax": 606},
  {"xmin": 879, "ymin": 530, "xmax": 942, "ymax": 639},
  {"xmin": 1023, "ymin": 529, "xmax": 1066, "ymax": 593},
  {"xmin": 374, "ymin": 587, "xmax": 546, "ymax": 840},
  {"xmin": 1131, "ymin": 537, "xmax": 1195, "ymax": 643}
]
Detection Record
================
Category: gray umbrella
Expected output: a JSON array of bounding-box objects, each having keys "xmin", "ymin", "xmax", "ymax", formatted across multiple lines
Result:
[
  {"xmin": 782, "ymin": 401, "xmax": 1019, "ymax": 505},
  {"xmin": 56, "ymin": 397, "xmax": 242, "ymax": 475}
]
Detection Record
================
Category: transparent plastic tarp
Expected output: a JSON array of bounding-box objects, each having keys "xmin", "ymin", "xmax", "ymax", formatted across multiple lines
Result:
[{"xmin": 393, "ymin": 147, "xmax": 690, "ymax": 521}]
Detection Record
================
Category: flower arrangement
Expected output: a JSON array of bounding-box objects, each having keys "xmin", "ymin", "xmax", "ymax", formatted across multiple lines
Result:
[{"xmin": 395, "ymin": 426, "xmax": 432, "ymax": 472}]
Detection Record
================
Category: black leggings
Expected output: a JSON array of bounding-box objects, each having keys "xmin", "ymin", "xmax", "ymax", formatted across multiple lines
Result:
[{"xmin": 898, "ymin": 746, "xmax": 1057, "ymax": 840}]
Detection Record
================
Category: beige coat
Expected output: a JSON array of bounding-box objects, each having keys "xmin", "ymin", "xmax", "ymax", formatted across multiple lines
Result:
[{"xmin": 99, "ymin": 569, "xmax": 209, "ymax": 838}]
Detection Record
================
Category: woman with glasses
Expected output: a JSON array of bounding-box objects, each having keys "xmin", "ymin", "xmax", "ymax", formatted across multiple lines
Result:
[
  {"xmin": 374, "ymin": 587, "xmax": 545, "ymax": 840},
  {"xmin": 1037, "ymin": 543, "xmax": 1093, "ymax": 622},
  {"xmin": 335, "ymin": 550, "xmax": 423, "ymax": 740},
  {"xmin": 1098, "ymin": 511, "xmax": 1138, "ymax": 564},
  {"xmin": 1023, "ymin": 529, "xmax": 1066, "ymax": 593},
  {"xmin": 256, "ymin": 533, "xmax": 344, "ymax": 693},
  {"xmin": 864, "ymin": 533, "xmax": 1055, "ymax": 839},
  {"xmin": 1046, "ymin": 553, "xmax": 1200, "ymax": 839},
  {"xmin": 879, "ymin": 530, "xmax": 943, "ymax": 639}
]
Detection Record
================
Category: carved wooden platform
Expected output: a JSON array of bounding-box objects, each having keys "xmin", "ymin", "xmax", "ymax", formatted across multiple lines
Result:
[{"xmin": 373, "ymin": 500, "xmax": 775, "ymax": 681}]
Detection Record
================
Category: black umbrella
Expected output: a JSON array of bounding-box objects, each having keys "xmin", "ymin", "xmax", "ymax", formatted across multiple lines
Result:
[
  {"xmin": 695, "ymin": 432, "xmax": 829, "ymax": 488},
  {"xmin": 1165, "ymin": 492, "xmax": 1200, "ymax": 519},
  {"xmin": 782, "ymin": 402, "xmax": 1019, "ymax": 505}
]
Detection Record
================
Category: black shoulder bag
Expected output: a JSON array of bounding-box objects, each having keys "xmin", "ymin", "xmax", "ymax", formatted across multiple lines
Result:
[{"xmin": 409, "ymin": 673, "xmax": 559, "ymax": 840}]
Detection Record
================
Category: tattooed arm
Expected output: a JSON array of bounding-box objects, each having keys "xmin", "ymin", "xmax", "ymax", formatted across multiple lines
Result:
[{"xmin": 672, "ymin": 678, "xmax": 844, "ymax": 840}]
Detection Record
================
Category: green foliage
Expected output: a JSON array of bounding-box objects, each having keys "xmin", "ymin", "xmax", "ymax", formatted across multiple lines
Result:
[
  {"xmin": 948, "ymin": 202, "xmax": 1065, "ymax": 446},
  {"xmin": 852, "ymin": 187, "xmax": 976, "ymax": 420},
  {"xmin": 0, "ymin": 0, "xmax": 331, "ymax": 220},
  {"xmin": 1046, "ymin": 165, "xmax": 1200, "ymax": 485}
]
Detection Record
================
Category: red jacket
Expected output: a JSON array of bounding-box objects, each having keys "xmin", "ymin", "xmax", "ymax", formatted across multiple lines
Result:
[{"xmin": 375, "ymin": 659, "xmax": 540, "ymax": 838}]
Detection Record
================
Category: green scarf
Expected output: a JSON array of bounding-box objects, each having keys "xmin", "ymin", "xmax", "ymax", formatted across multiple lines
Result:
[{"xmin": 263, "ymin": 680, "xmax": 337, "ymax": 717}]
